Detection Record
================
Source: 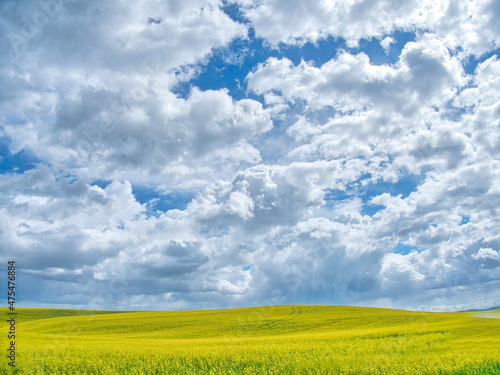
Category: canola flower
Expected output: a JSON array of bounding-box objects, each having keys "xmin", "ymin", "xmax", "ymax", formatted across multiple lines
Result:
[{"xmin": 1, "ymin": 305, "xmax": 499, "ymax": 374}]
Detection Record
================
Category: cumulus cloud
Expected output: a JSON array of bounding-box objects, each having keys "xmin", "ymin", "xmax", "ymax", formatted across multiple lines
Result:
[
  {"xmin": 247, "ymin": 35, "xmax": 465, "ymax": 114},
  {"xmin": 1, "ymin": 0, "xmax": 259, "ymax": 189},
  {"xmin": 236, "ymin": 0, "xmax": 439, "ymax": 45},
  {"xmin": 0, "ymin": 168, "xmax": 143, "ymax": 270},
  {"xmin": 236, "ymin": 0, "xmax": 500, "ymax": 54},
  {"xmin": 1, "ymin": 0, "xmax": 499, "ymax": 312},
  {"xmin": 380, "ymin": 36, "xmax": 395, "ymax": 54}
]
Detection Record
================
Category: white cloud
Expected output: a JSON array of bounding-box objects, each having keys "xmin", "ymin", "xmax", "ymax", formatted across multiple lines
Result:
[
  {"xmin": 1, "ymin": 0, "xmax": 499, "ymax": 312},
  {"xmin": 3, "ymin": 84, "xmax": 272, "ymax": 189},
  {"xmin": 236, "ymin": 0, "xmax": 439, "ymax": 46},
  {"xmin": 3, "ymin": 0, "xmax": 246, "ymax": 68},
  {"xmin": 236, "ymin": 0, "xmax": 500, "ymax": 55},
  {"xmin": 247, "ymin": 35, "xmax": 465, "ymax": 114},
  {"xmin": 248, "ymin": 34, "xmax": 471, "ymax": 183},
  {"xmin": 3, "ymin": 155, "xmax": 500, "ymax": 310},
  {"xmin": 381, "ymin": 36, "xmax": 395, "ymax": 54},
  {"xmin": 472, "ymin": 248, "xmax": 500, "ymax": 262},
  {"xmin": 457, "ymin": 56, "xmax": 500, "ymax": 160},
  {"xmin": 1, "ymin": 0, "xmax": 256, "ymax": 190},
  {"xmin": 0, "ymin": 168, "xmax": 143, "ymax": 272},
  {"xmin": 381, "ymin": 253, "xmax": 426, "ymax": 283}
]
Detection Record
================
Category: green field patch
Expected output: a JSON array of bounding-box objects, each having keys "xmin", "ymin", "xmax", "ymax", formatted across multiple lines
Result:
[{"xmin": 1, "ymin": 307, "xmax": 131, "ymax": 325}]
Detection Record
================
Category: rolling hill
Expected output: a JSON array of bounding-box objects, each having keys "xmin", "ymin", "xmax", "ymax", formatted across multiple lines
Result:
[{"xmin": 2, "ymin": 305, "xmax": 499, "ymax": 374}]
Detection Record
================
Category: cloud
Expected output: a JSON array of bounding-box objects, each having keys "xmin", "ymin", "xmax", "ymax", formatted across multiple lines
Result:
[
  {"xmin": 2, "ymin": 154, "xmax": 499, "ymax": 310},
  {"xmin": 380, "ymin": 37, "xmax": 395, "ymax": 54},
  {"xmin": 247, "ymin": 35, "xmax": 465, "ymax": 114},
  {"xmin": 0, "ymin": 167, "xmax": 144, "ymax": 271},
  {"xmin": 1, "ymin": 0, "xmax": 257, "ymax": 189},
  {"xmin": 472, "ymin": 248, "xmax": 500, "ymax": 263},
  {"xmin": 236, "ymin": 0, "xmax": 435, "ymax": 45},
  {"xmin": 2, "ymin": 73, "xmax": 272, "ymax": 190},
  {"xmin": 3, "ymin": 0, "xmax": 247, "ymax": 68},
  {"xmin": 236, "ymin": 0, "xmax": 500, "ymax": 54},
  {"xmin": 188, "ymin": 163, "xmax": 325, "ymax": 235},
  {"xmin": 248, "ymin": 34, "xmax": 471, "ymax": 179},
  {"xmin": 458, "ymin": 56, "xmax": 500, "ymax": 160},
  {"xmin": 1, "ymin": 0, "xmax": 499, "ymax": 312}
]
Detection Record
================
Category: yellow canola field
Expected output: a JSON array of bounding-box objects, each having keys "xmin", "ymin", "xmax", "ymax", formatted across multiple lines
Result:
[{"xmin": 2, "ymin": 305, "xmax": 499, "ymax": 374}]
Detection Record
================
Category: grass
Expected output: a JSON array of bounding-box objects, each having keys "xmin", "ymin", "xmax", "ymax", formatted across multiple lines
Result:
[{"xmin": 1, "ymin": 305, "xmax": 499, "ymax": 374}]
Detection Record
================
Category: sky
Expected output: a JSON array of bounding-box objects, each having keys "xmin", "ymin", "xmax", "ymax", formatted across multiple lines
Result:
[{"xmin": 0, "ymin": 0, "xmax": 499, "ymax": 312}]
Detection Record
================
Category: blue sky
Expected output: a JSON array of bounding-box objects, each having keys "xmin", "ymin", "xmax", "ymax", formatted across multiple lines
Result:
[{"xmin": 1, "ymin": 0, "xmax": 499, "ymax": 312}]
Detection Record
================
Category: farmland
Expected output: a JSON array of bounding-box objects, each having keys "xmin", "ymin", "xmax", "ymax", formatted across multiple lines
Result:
[{"xmin": 2, "ymin": 305, "xmax": 499, "ymax": 374}]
